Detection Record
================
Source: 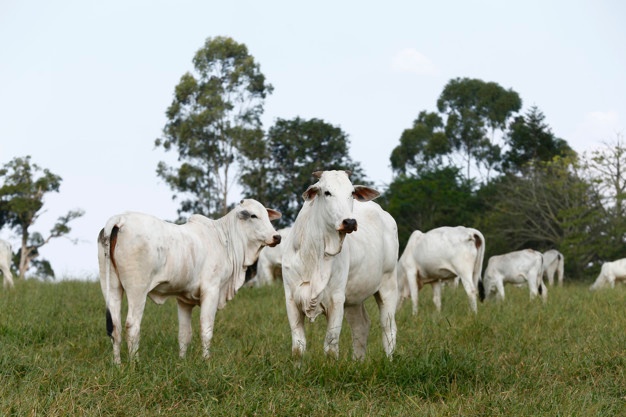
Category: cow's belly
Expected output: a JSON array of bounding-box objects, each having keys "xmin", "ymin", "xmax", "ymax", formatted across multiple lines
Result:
[
  {"xmin": 503, "ymin": 274, "xmax": 527, "ymax": 285},
  {"xmin": 149, "ymin": 279, "xmax": 202, "ymax": 305}
]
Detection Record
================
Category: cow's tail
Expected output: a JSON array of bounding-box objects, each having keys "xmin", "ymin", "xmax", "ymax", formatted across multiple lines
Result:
[
  {"xmin": 557, "ymin": 253, "xmax": 565, "ymax": 286},
  {"xmin": 471, "ymin": 229, "xmax": 486, "ymax": 292},
  {"xmin": 99, "ymin": 216, "xmax": 122, "ymax": 339},
  {"xmin": 478, "ymin": 279, "xmax": 486, "ymax": 302},
  {"xmin": 537, "ymin": 253, "xmax": 544, "ymax": 296}
]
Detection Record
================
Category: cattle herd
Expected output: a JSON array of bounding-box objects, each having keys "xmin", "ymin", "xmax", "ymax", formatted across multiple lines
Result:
[{"xmin": 0, "ymin": 170, "xmax": 625, "ymax": 364}]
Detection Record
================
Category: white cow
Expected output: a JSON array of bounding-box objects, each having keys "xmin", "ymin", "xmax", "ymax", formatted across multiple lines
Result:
[
  {"xmin": 397, "ymin": 226, "xmax": 485, "ymax": 315},
  {"xmin": 282, "ymin": 170, "xmax": 399, "ymax": 360},
  {"xmin": 480, "ymin": 249, "xmax": 547, "ymax": 302},
  {"xmin": 0, "ymin": 239, "xmax": 15, "ymax": 289},
  {"xmin": 98, "ymin": 199, "xmax": 281, "ymax": 364},
  {"xmin": 589, "ymin": 258, "xmax": 626, "ymax": 290},
  {"xmin": 542, "ymin": 249, "xmax": 564, "ymax": 286},
  {"xmin": 247, "ymin": 227, "xmax": 292, "ymax": 287}
]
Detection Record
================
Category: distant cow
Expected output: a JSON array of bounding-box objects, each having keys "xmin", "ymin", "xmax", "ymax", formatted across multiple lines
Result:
[
  {"xmin": 247, "ymin": 227, "xmax": 292, "ymax": 287},
  {"xmin": 0, "ymin": 239, "xmax": 14, "ymax": 289},
  {"xmin": 98, "ymin": 199, "xmax": 281, "ymax": 364},
  {"xmin": 480, "ymin": 249, "xmax": 547, "ymax": 302},
  {"xmin": 282, "ymin": 171, "xmax": 398, "ymax": 360},
  {"xmin": 589, "ymin": 258, "xmax": 626, "ymax": 290},
  {"xmin": 397, "ymin": 226, "xmax": 485, "ymax": 315},
  {"xmin": 543, "ymin": 249, "xmax": 564, "ymax": 286}
]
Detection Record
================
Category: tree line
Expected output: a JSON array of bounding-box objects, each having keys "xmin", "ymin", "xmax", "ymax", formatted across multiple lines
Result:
[{"xmin": 1, "ymin": 36, "xmax": 624, "ymax": 280}]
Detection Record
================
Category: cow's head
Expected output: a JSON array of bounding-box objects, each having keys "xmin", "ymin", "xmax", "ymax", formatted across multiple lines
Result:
[
  {"xmin": 236, "ymin": 199, "xmax": 282, "ymax": 267},
  {"xmin": 302, "ymin": 170, "xmax": 379, "ymax": 255}
]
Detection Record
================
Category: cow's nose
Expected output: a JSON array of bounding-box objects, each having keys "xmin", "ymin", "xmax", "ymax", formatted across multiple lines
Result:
[
  {"xmin": 273, "ymin": 234, "xmax": 282, "ymax": 245},
  {"xmin": 340, "ymin": 218, "xmax": 358, "ymax": 233}
]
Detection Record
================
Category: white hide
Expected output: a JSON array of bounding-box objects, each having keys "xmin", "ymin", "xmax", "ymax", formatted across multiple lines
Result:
[
  {"xmin": 481, "ymin": 249, "xmax": 547, "ymax": 302},
  {"xmin": 248, "ymin": 227, "xmax": 292, "ymax": 287},
  {"xmin": 282, "ymin": 170, "xmax": 398, "ymax": 360},
  {"xmin": 542, "ymin": 249, "xmax": 565, "ymax": 286},
  {"xmin": 98, "ymin": 199, "xmax": 281, "ymax": 364},
  {"xmin": 0, "ymin": 239, "xmax": 14, "ymax": 289},
  {"xmin": 397, "ymin": 226, "xmax": 485, "ymax": 315},
  {"xmin": 589, "ymin": 258, "xmax": 626, "ymax": 290}
]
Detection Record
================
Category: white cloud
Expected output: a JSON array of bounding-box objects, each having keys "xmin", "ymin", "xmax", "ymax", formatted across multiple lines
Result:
[{"xmin": 391, "ymin": 48, "xmax": 437, "ymax": 76}]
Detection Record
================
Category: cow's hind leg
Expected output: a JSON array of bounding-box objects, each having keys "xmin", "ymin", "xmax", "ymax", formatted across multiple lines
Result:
[
  {"xmin": 432, "ymin": 281, "xmax": 443, "ymax": 312},
  {"xmin": 105, "ymin": 278, "xmax": 124, "ymax": 364},
  {"xmin": 459, "ymin": 276, "xmax": 478, "ymax": 313},
  {"xmin": 1, "ymin": 265, "xmax": 14, "ymax": 289},
  {"xmin": 124, "ymin": 289, "xmax": 148, "ymax": 362},
  {"xmin": 177, "ymin": 299, "xmax": 194, "ymax": 358},
  {"xmin": 344, "ymin": 303, "xmax": 370, "ymax": 361},
  {"xmin": 375, "ymin": 282, "xmax": 398, "ymax": 358}
]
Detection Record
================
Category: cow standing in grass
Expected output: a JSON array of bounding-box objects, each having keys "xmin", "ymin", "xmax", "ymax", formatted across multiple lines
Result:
[
  {"xmin": 282, "ymin": 171, "xmax": 399, "ymax": 360},
  {"xmin": 98, "ymin": 199, "xmax": 281, "ymax": 364},
  {"xmin": 0, "ymin": 239, "xmax": 14, "ymax": 289},
  {"xmin": 589, "ymin": 258, "xmax": 626, "ymax": 290},
  {"xmin": 479, "ymin": 249, "xmax": 546, "ymax": 302},
  {"xmin": 397, "ymin": 227, "xmax": 485, "ymax": 315}
]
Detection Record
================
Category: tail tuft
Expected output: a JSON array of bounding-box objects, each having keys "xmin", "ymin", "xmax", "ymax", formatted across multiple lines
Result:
[
  {"xmin": 106, "ymin": 308, "xmax": 113, "ymax": 338},
  {"xmin": 478, "ymin": 280, "xmax": 485, "ymax": 302},
  {"xmin": 538, "ymin": 283, "xmax": 543, "ymax": 296}
]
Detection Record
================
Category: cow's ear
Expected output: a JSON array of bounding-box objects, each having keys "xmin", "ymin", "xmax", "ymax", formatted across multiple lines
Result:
[
  {"xmin": 312, "ymin": 171, "xmax": 323, "ymax": 179},
  {"xmin": 267, "ymin": 209, "xmax": 282, "ymax": 221},
  {"xmin": 237, "ymin": 210, "xmax": 251, "ymax": 220},
  {"xmin": 353, "ymin": 185, "xmax": 380, "ymax": 202},
  {"xmin": 303, "ymin": 185, "xmax": 319, "ymax": 201}
]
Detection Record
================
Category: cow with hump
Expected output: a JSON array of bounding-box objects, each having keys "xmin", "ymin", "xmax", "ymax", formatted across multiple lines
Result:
[
  {"xmin": 98, "ymin": 199, "xmax": 281, "ymax": 364},
  {"xmin": 282, "ymin": 170, "xmax": 399, "ymax": 361}
]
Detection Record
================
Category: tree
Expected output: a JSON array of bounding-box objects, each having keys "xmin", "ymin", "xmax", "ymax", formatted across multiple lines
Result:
[
  {"xmin": 240, "ymin": 117, "xmax": 369, "ymax": 226},
  {"xmin": 502, "ymin": 106, "xmax": 573, "ymax": 172},
  {"xmin": 155, "ymin": 36, "xmax": 273, "ymax": 219},
  {"xmin": 380, "ymin": 167, "xmax": 477, "ymax": 250},
  {"xmin": 437, "ymin": 77, "xmax": 522, "ymax": 182},
  {"xmin": 389, "ymin": 111, "xmax": 450, "ymax": 177},
  {"xmin": 0, "ymin": 156, "xmax": 84, "ymax": 278},
  {"xmin": 478, "ymin": 156, "xmax": 604, "ymax": 279}
]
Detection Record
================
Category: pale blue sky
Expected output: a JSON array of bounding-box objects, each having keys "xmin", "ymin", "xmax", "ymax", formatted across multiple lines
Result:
[{"xmin": 0, "ymin": 0, "xmax": 624, "ymax": 277}]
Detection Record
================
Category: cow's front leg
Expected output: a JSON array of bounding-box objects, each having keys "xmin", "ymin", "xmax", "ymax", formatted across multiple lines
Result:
[
  {"xmin": 177, "ymin": 299, "xmax": 194, "ymax": 358},
  {"xmin": 285, "ymin": 289, "xmax": 307, "ymax": 358},
  {"xmin": 199, "ymin": 287, "xmax": 220, "ymax": 359},
  {"xmin": 324, "ymin": 293, "xmax": 346, "ymax": 359},
  {"xmin": 432, "ymin": 281, "xmax": 443, "ymax": 312}
]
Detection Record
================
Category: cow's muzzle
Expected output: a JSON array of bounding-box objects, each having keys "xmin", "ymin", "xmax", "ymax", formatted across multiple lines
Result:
[
  {"xmin": 337, "ymin": 218, "xmax": 357, "ymax": 233},
  {"xmin": 267, "ymin": 234, "xmax": 281, "ymax": 247}
]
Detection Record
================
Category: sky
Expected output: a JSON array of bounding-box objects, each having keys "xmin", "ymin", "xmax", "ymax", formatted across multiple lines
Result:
[{"xmin": 0, "ymin": 0, "xmax": 624, "ymax": 279}]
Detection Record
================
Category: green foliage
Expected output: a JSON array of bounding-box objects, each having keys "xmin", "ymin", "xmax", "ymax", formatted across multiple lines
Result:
[
  {"xmin": 502, "ymin": 106, "xmax": 574, "ymax": 172},
  {"xmin": 241, "ymin": 117, "xmax": 369, "ymax": 227},
  {"xmin": 1, "ymin": 279, "xmax": 625, "ymax": 416},
  {"xmin": 380, "ymin": 167, "xmax": 477, "ymax": 250},
  {"xmin": 155, "ymin": 36, "xmax": 273, "ymax": 219},
  {"xmin": 0, "ymin": 156, "xmax": 84, "ymax": 278},
  {"xmin": 389, "ymin": 111, "xmax": 450, "ymax": 177},
  {"xmin": 437, "ymin": 77, "xmax": 522, "ymax": 180}
]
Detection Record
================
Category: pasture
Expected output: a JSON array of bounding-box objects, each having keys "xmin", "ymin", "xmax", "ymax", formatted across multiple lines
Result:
[{"xmin": 1, "ymin": 278, "xmax": 625, "ymax": 416}]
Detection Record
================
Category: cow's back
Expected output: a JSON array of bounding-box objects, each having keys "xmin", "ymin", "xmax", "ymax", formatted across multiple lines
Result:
[{"xmin": 345, "ymin": 201, "xmax": 398, "ymax": 303}]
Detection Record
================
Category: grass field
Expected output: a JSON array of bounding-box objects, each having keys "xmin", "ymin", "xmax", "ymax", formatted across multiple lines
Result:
[{"xmin": 0, "ymin": 277, "xmax": 625, "ymax": 416}]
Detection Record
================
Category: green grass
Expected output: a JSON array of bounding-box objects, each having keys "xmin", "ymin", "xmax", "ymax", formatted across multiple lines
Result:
[{"xmin": 1, "ymin": 278, "xmax": 625, "ymax": 416}]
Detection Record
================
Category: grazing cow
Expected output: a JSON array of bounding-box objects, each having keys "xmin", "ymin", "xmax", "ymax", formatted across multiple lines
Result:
[
  {"xmin": 542, "ymin": 249, "xmax": 565, "ymax": 286},
  {"xmin": 282, "ymin": 171, "xmax": 398, "ymax": 360},
  {"xmin": 0, "ymin": 239, "xmax": 15, "ymax": 289},
  {"xmin": 589, "ymin": 258, "xmax": 626, "ymax": 290},
  {"xmin": 479, "ymin": 249, "xmax": 547, "ymax": 302},
  {"xmin": 397, "ymin": 226, "xmax": 485, "ymax": 315},
  {"xmin": 98, "ymin": 199, "xmax": 281, "ymax": 364},
  {"xmin": 247, "ymin": 227, "xmax": 292, "ymax": 287}
]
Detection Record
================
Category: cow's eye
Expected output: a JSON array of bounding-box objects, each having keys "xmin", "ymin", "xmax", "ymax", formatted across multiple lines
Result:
[
  {"xmin": 251, "ymin": 214, "xmax": 258, "ymax": 219},
  {"xmin": 324, "ymin": 191, "xmax": 332, "ymax": 197}
]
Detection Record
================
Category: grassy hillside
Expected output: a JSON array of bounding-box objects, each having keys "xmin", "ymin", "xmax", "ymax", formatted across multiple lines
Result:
[{"xmin": 0, "ymin": 278, "xmax": 624, "ymax": 416}]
